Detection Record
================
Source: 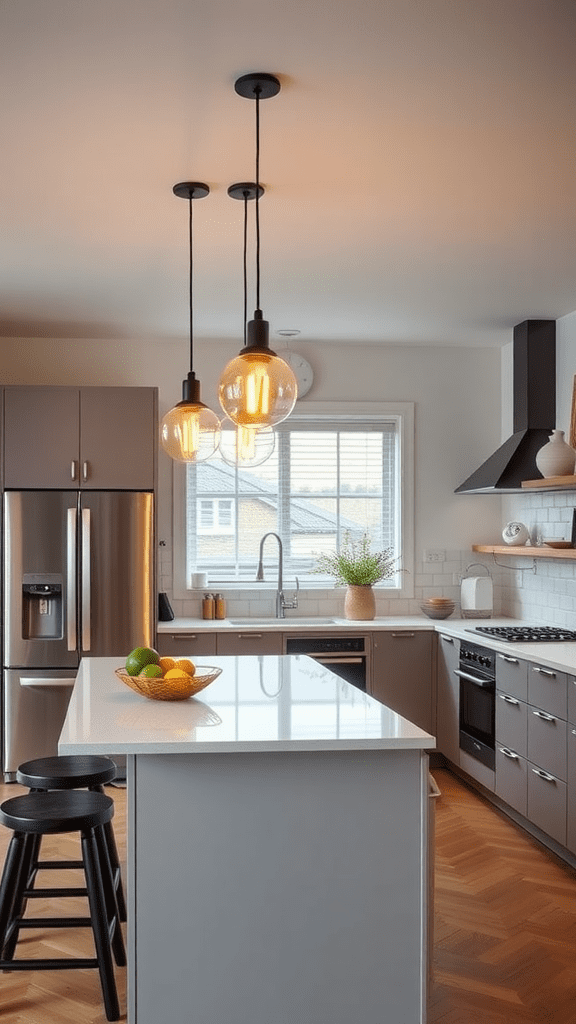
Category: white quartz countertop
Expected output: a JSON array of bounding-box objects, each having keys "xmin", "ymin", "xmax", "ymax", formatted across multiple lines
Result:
[{"xmin": 59, "ymin": 655, "xmax": 435, "ymax": 755}]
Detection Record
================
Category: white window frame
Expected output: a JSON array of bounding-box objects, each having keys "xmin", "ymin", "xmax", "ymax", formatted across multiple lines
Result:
[{"xmin": 172, "ymin": 402, "xmax": 414, "ymax": 599}]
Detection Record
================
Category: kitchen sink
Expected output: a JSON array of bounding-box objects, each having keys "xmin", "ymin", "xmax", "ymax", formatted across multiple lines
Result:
[{"xmin": 228, "ymin": 617, "xmax": 337, "ymax": 626}]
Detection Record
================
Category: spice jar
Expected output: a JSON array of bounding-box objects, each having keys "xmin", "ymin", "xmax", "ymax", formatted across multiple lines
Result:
[
  {"xmin": 215, "ymin": 593, "xmax": 226, "ymax": 620},
  {"xmin": 202, "ymin": 593, "xmax": 215, "ymax": 620}
]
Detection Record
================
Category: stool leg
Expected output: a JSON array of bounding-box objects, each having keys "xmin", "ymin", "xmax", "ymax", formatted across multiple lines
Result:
[
  {"xmin": 1, "ymin": 833, "xmax": 40, "ymax": 961},
  {"xmin": 0, "ymin": 833, "xmax": 27, "ymax": 957},
  {"xmin": 94, "ymin": 825, "xmax": 126, "ymax": 967},
  {"xmin": 91, "ymin": 784, "xmax": 127, "ymax": 922},
  {"xmin": 82, "ymin": 828, "xmax": 120, "ymax": 1022}
]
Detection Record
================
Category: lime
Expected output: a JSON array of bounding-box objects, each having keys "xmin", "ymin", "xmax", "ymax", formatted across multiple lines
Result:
[
  {"xmin": 125, "ymin": 646, "xmax": 160, "ymax": 676},
  {"xmin": 140, "ymin": 663, "xmax": 163, "ymax": 679}
]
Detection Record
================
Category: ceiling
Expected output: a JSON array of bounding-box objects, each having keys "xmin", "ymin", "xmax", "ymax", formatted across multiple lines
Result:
[{"xmin": 1, "ymin": 0, "xmax": 576, "ymax": 347}]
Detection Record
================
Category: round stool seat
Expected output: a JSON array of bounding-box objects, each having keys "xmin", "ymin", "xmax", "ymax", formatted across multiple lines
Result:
[
  {"xmin": 16, "ymin": 754, "xmax": 117, "ymax": 790},
  {"xmin": 0, "ymin": 791, "xmax": 114, "ymax": 835}
]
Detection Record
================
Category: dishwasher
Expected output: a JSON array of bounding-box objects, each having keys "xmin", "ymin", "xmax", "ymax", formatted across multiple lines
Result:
[{"xmin": 284, "ymin": 635, "xmax": 369, "ymax": 691}]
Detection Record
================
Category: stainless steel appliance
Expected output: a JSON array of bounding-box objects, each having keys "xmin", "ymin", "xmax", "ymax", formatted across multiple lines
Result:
[
  {"xmin": 470, "ymin": 625, "xmax": 576, "ymax": 643},
  {"xmin": 3, "ymin": 490, "xmax": 154, "ymax": 780},
  {"xmin": 455, "ymin": 640, "xmax": 495, "ymax": 770},
  {"xmin": 284, "ymin": 636, "xmax": 368, "ymax": 691}
]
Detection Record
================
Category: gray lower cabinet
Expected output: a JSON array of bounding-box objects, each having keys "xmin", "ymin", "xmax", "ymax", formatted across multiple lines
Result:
[
  {"xmin": 371, "ymin": 630, "xmax": 434, "ymax": 735},
  {"xmin": 495, "ymin": 746, "xmax": 528, "ymax": 817},
  {"xmin": 567, "ymin": 721, "xmax": 576, "ymax": 855},
  {"xmin": 216, "ymin": 632, "xmax": 283, "ymax": 656},
  {"xmin": 495, "ymin": 651, "xmax": 528, "ymax": 701},
  {"xmin": 527, "ymin": 763, "xmax": 567, "ymax": 847},
  {"xmin": 435, "ymin": 633, "xmax": 460, "ymax": 762},
  {"xmin": 157, "ymin": 633, "xmax": 218, "ymax": 658},
  {"xmin": 528, "ymin": 663, "xmax": 567, "ymax": 720}
]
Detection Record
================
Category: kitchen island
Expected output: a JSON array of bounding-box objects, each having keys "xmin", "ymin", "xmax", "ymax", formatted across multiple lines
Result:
[{"xmin": 59, "ymin": 655, "xmax": 435, "ymax": 1024}]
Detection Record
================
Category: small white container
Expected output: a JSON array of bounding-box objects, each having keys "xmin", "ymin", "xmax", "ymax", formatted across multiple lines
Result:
[{"xmin": 460, "ymin": 576, "xmax": 493, "ymax": 618}]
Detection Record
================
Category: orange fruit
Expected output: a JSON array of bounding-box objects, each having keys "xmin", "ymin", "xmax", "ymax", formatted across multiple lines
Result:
[
  {"xmin": 164, "ymin": 668, "xmax": 191, "ymax": 682},
  {"xmin": 159, "ymin": 656, "xmax": 176, "ymax": 673},
  {"xmin": 174, "ymin": 658, "xmax": 196, "ymax": 677}
]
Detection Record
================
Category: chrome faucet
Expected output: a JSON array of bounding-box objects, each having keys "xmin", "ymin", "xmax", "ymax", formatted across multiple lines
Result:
[{"xmin": 256, "ymin": 532, "xmax": 299, "ymax": 619}]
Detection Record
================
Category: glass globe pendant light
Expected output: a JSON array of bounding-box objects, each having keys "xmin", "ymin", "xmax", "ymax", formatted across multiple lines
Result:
[
  {"xmin": 219, "ymin": 416, "xmax": 276, "ymax": 468},
  {"xmin": 160, "ymin": 182, "xmax": 221, "ymax": 462},
  {"xmin": 219, "ymin": 73, "xmax": 297, "ymax": 429}
]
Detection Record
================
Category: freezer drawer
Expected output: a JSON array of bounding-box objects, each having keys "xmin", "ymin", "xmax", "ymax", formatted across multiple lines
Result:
[{"xmin": 3, "ymin": 669, "xmax": 76, "ymax": 780}]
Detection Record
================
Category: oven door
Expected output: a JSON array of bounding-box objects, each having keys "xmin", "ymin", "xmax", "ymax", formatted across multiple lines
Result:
[{"xmin": 456, "ymin": 667, "xmax": 495, "ymax": 769}]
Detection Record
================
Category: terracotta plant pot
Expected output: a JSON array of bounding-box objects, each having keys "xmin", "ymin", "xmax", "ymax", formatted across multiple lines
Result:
[{"xmin": 344, "ymin": 585, "xmax": 376, "ymax": 620}]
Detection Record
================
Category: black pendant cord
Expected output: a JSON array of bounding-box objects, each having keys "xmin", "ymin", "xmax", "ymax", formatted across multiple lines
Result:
[
  {"xmin": 254, "ymin": 85, "xmax": 261, "ymax": 313},
  {"xmin": 243, "ymin": 190, "xmax": 249, "ymax": 346},
  {"xmin": 188, "ymin": 194, "xmax": 194, "ymax": 375}
]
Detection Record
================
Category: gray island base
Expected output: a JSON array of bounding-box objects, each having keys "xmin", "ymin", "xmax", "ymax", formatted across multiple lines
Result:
[{"xmin": 59, "ymin": 655, "xmax": 435, "ymax": 1024}]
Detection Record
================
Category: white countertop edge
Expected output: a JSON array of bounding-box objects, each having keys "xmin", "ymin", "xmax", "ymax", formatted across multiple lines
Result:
[{"xmin": 60, "ymin": 736, "xmax": 435, "ymax": 755}]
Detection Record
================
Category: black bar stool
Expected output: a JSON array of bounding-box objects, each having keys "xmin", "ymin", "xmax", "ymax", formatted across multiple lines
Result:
[
  {"xmin": 0, "ymin": 789, "xmax": 125, "ymax": 1021},
  {"xmin": 16, "ymin": 754, "xmax": 127, "ymax": 922}
]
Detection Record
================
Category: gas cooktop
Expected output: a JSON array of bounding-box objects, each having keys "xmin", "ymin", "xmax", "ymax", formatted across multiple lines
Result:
[{"xmin": 470, "ymin": 625, "xmax": 576, "ymax": 643}]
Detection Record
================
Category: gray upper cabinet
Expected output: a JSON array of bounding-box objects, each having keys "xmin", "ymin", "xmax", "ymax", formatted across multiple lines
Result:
[
  {"xmin": 3, "ymin": 386, "xmax": 157, "ymax": 490},
  {"xmin": 371, "ymin": 630, "xmax": 434, "ymax": 735}
]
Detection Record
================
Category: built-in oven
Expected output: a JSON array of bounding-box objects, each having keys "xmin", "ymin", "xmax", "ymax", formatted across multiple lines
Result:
[
  {"xmin": 284, "ymin": 635, "xmax": 368, "ymax": 692},
  {"xmin": 455, "ymin": 640, "xmax": 495, "ymax": 770}
]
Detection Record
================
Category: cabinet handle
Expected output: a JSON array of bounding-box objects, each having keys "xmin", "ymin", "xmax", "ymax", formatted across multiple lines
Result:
[
  {"xmin": 572, "ymin": 729, "xmax": 576, "ymax": 736},
  {"xmin": 498, "ymin": 654, "xmax": 519, "ymax": 664},
  {"xmin": 70, "ymin": 460, "xmax": 78, "ymax": 481},
  {"xmin": 499, "ymin": 694, "xmax": 519, "ymax": 705},
  {"xmin": 238, "ymin": 633, "xmax": 263, "ymax": 639},
  {"xmin": 169, "ymin": 633, "xmax": 198, "ymax": 640},
  {"xmin": 391, "ymin": 632, "xmax": 415, "ymax": 638},
  {"xmin": 499, "ymin": 747, "xmax": 519, "ymax": 759},
  {"xmin": 531, "ymin": 768, "xmax": 556, "ymax": 782},
  {"xmin": 441, "ymin": 636, "xmax": 454, "ymax": 644},
  {"xmin": 532, "ymin": 709, "xmax": 556, "ymax": 722},
  {"xmin": 82, "ymin": 461, "xmax": 89, "ymax": 482},
  {"xmin": 532, "ymin": 667, "xmax": 556, "ymax": 678}
]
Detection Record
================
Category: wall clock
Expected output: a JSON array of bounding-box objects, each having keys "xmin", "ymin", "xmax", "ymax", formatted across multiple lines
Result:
[{"xmin": 281, "ymin": 351, "xmax": 314, "ymax": 399}]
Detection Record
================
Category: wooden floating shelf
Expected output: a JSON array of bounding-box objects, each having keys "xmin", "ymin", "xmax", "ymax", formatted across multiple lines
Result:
[
  {"xmin": 473, "ymin": 544, "xmax": 576, "ymax": 560},
  {"xmin": 521, "ymin": 475, "xmax": 576, "ymax": 490}
]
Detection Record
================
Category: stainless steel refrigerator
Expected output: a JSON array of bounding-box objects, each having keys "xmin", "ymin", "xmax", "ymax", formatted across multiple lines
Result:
[{"xmin": 3, "ymin": 490, "xmax": 154, "ymax": 780}]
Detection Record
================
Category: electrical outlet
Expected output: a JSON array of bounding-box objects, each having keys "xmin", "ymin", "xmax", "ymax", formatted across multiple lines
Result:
[{"xmin": 423, "ymin": 549, "xmax": 445, "ymax": 563}]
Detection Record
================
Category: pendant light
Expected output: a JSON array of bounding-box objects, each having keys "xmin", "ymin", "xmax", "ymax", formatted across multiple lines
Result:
[
  {"xmin": 219, "ymin": 73, "xmax": 297, "ymax": 428},
  {"xmin": 160, "ymin": 182, "xmax": 221, "ymax": 463},
  {"xmin": 218, "ymin": 182, "xmax": 275, "ymax": 468}
]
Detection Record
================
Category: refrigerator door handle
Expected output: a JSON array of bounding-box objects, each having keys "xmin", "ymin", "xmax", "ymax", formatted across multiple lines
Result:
[
  {"xmin": 66, "ymin": 507, "xmax": 77, "ymax": 651},
  {"xmin": 81, "ymin": 507, "xmax": 91, "ymax": 651}
]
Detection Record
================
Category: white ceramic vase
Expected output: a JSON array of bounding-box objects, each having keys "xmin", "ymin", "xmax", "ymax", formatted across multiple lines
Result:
[
  {"xmin": 344, "ymin": 585, "xmax": 376, "ymax": 620},
  {"xmin": 535, "ymin": 430, "xmax": 576, "ymax": 478}
]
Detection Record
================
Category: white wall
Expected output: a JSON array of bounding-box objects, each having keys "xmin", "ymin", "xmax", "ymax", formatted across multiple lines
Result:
[{"xmin": 0, "ymin": 334, "xmax": 504, "ymax": 611}]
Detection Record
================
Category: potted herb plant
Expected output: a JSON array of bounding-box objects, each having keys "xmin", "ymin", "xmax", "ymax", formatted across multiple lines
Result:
[{"xmin": 311, "ymin": 532, "xmax": 397, "ymax": 620}]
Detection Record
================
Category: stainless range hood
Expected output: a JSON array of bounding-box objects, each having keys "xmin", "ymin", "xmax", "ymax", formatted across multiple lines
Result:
[{"xmin": 455, "ymin": 319, "xmax": 556, "ymax": 494}]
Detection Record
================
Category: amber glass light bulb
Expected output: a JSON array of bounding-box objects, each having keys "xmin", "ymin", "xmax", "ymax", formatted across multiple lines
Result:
[
  {"xmin": 218, "ymin": 416, "xmax": 275, "ymax": 467},
  {"xmin": 219, "ymin": 350, "xmax": 297, "ymax": 428},
  {"xmin": 160, "ymin": 401, "xmax": 221, "ymax": 463}
]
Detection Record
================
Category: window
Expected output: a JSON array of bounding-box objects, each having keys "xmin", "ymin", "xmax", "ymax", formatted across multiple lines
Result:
[{"xmin": 172, "ymin": 402, "xmax": 414, "ymax": 596}]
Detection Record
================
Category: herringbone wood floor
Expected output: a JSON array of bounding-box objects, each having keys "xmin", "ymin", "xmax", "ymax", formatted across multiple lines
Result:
[{"xmin": 0, "ymin": 770, "xmax": 574, "ymax": 1021}]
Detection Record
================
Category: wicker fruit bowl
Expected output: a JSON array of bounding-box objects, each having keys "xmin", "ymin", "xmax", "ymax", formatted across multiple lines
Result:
[{"xmin": 115, "ymin": 666, "xmax": 222, "ymax": 702}]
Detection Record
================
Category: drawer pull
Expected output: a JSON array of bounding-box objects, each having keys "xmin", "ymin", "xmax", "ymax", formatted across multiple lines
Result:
[
  {"xmin": 391, "ymin": 632, "xmax": 415, "ymax": 638},
  {"xmin": 238, "ymin": 633, "xmax": 263, "ymax": 639},
  {"xmin": 499, "ymin": 694, "xmax": 519, "ymax": 705},
  {"xmin": 532, "ymin": 667, "xmax": 556, "ymax": 678},
  {"xmin": 572, "ymin": 729, "xmax": 576, "ymax": 737},
  {"xmin": 531, "ymin": 768, "xmax": 555, "ymax": 782},
  {"xmin": 441, "ymin": 636, "xmax": 454, "ymax": 644},
  {"xmin": 498, "ymin": 654, "xmax": 519, "ymax": 664},
  {"xmin": 532, "ymin": 710, "xmax": 556, "ymax": 722},
  {"xmin": 169, "ymin": 633, "xmax": 198, "ymax": 640},
  {"xmin": 499, "ymin": 747, "xmax": 519, "ymax": 760}
]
